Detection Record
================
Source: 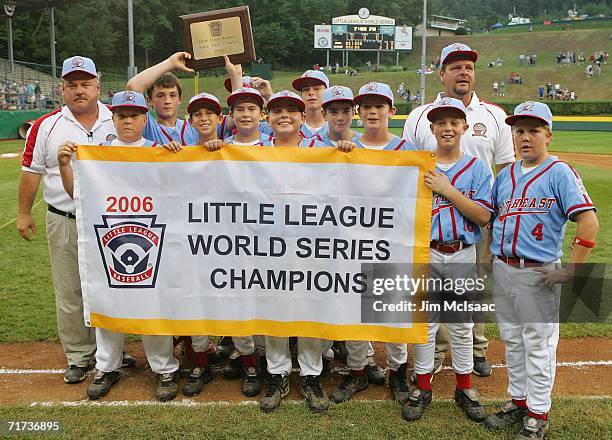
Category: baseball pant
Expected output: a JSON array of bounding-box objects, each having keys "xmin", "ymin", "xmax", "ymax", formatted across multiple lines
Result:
[
  {"xmin": 95, "ymin": 328, "xmax": 179, "ymax": 374},
  {"xmin": 46, "ymin": 211, "xmax": 96, "ymax": 367},
  {"xmin": 435, "ymin": 233, "xmax": 489, "ymax": 358},
  {"xmin": 413, "ymin": 247, "xmax": 476, "ymax": 375},
  {"xmin": 265, "ymin": 336, "xmax": 322, "ymax": 376},
  {"xmin": 345, "ymin": 341, "xmax": 407, "ymax": 371},
  {"xmin": 493, "ymin": 257, "xmax": 560, "ymax": 414},
  {"xmin": 321, "ymin": 340, "xmax": 375, "ymax": 362},
  {"xmin": 232, "ymin": 336, "xmax": 255, "ymax": 355}
]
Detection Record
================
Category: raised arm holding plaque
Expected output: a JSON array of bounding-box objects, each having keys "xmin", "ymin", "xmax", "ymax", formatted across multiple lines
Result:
[{"xmin": 180, "ymin": 6, "xmax": 256, "ymax": 70}]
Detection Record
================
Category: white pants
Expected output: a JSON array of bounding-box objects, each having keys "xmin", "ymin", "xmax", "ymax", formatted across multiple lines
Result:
[
  {"xmin": 191, "ymin": 336, "xmax": 255, "ymax": 355},
  {"xmin": 265, "ymin": 336, "xmax": 322, "ymax": 376},
  {"xmin": 413, "ymin": 246, "xmax": 477, "ymax": 375},
  {"xmin": 345, "ymin": 341, "xmax": 407, "ymax": 371},
  {"xmin": 321, "ymin": 340, "xmax": 375, "ymax": 361},
  {"xmin": 95, "ymin": 328, "xmax": 178, "ymax": 374},
  {"xmin": 493, "ymin": 257, "xmax": 560, "ymax": 414}
]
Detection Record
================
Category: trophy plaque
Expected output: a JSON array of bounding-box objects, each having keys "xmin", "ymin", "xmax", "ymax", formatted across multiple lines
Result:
[{"xmin": 180, "ymin": 6, "xmax": 256, "ymax": 70}]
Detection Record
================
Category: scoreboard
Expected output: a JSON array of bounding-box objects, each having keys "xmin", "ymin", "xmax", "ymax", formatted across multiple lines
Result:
[{"xmin": 332, "ymin": 25, "xmax": 395, "ymax": 51}]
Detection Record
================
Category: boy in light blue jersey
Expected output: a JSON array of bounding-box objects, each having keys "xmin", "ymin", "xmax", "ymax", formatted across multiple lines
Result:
[
  {"xmin": 292, "ymin": 70, "xmax": 330, "ymax": 139},
  {"xmin": 57, "ymin": 89, "xmax": 181, "ymax": 402},
  {"xmin": 126, "ymin": 52, "xmax": 199, "ymax": 145},
  {"xmin": 404, "ymin": 97, "xmax": 492, "ymax": 423},
  {"xmin": 318, "ymin": 85, "xmax": 362, "ymax": 146}
]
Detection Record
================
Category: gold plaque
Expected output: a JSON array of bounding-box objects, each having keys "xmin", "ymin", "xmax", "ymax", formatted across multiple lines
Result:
[{"xmin": 181, "ymin": 6, "xmax": 256, "ymax": 70}]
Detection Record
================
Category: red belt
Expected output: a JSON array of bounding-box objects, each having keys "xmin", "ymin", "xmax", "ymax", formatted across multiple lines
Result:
[
  {"xmin": 498, "ymin": 255, "xmax": 545, "ymax": 268},
  {"xmin": 430, "ymin": 240, "xmax": 471, "ymax": 254}
]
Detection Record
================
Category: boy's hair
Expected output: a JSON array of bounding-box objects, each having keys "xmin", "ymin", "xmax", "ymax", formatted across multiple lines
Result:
[
  {"xmin": 230, "ymin": 99, "xmax": 263, "ymax": 112},
  {"xmin": 146, "ymin": 73, "xmax": 182, "ymax": 98}
]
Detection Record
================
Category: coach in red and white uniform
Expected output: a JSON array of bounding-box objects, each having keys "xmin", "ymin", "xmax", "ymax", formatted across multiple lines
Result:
[
  {"xmin": 17, "ymin": 56, "xmax": 117, "ymax": 384},
  {"xmin": 403, "ymin": 43, "xmax": 515, "ymax": 377}
]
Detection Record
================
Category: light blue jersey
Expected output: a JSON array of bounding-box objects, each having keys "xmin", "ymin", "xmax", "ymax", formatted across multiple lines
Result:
[
  {"xmin": 491, "ymin": 156, "xmax": 595, "ymax": 262},
  {"xmin": 262, "ymin": 137, "xmax": 327, "ymax": 147},
  {"xmin": 223, "ymin": 132, "xmax": 274, "ymax": 146},
  {"xmin": 431, "ymin": 155, "xmax": 493, "ymax": 244},
  {"xmin": 316, "ymin": 130, "xmax": 362, "ymax": 146},
  {"xmin": 143, "ymin": 112, "xmax": 198, "ymax": 145},
  {"xmin": 300, "ymin": 122, "xmax": 329, "ymax": 139},
  {"xmin": 354, "ymin": 134, "xmax": 414, "ymax": 151},
  {"xmin": 99, "ymin": 138, "xmax": 157, "ymax": 147}
]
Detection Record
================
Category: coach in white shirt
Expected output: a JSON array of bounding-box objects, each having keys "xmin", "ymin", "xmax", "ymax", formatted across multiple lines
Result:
[
  {"xmin": 17, "ymin": 56, "xmax": 117, "ymax": 384},
  {"xmin": 403, "ymin": 43, "xmax": 515, "ymax": 377}
]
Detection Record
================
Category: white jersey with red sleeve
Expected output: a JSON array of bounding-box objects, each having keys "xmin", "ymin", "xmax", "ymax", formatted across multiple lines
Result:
[
  {"xmin": 21, "ymin": 102, "xmax": 116, "ymax": 214},
  {"xmin": 402, "ymin": 92, "xmax": 515, "ymax": 174}
]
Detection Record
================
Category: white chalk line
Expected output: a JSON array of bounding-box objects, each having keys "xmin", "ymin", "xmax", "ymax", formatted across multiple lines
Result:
[
  {"xmin": 28, "ymin": 395, "xmax": 612, "ymax": 408},
  {"xmin": 2, "ymin": 360, "xmax": 611, "ymax": 376},
  {"xmin": 0, "ymin": 198, "xmax": 43, "ymax": 231}
]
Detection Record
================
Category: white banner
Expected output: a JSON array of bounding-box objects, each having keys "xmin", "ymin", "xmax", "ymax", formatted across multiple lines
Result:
[
  {"xmin": 395, "ymin": 26, "xmax": 413, "ymax": 51},
  {"xmin": 314, "ymin": 24, "xmax": 332, "ymax": 49},
  {"xmin": 75, "ymin": 146, "xmax": 433, "ymax": 343}
]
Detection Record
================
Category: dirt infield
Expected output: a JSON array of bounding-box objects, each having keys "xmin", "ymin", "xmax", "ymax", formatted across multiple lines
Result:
[
  {"xmin": 1, "ymin": 338, "xmax": 609, "ymax": 406},
  {"xmin": 553, "ymin": 152, "xmax": 612, "ymax": 169}
]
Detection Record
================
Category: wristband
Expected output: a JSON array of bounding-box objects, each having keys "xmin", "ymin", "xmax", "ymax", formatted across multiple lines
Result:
[{"xmin": 573, "ymin": 237, "xmax": 595, "ymax": 248}]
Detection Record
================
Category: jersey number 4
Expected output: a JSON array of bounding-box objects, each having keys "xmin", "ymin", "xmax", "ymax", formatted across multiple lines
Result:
[{"xmin": 531, "ymin": 223, "xmax": 544, "ymax": 241}]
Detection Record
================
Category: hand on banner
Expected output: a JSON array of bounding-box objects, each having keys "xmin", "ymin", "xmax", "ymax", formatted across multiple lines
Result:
[
  {"xmin": 424, "ymin": 170, "xmax": 453, "ymax": 197},
  {"xmin": 336, "ymin": 140, "xmax": 356, "ymax": 152},
  {"xmin": 166, "ymin": 52, "xmax": 195, "ymax": 74},
  {"xmin": 162, "ymin": 140, "xmax": 183, "ymax": 153},
  {"xmin": 57, "ymin": 141, "xmax": 78, "ymax": 166},
  {"xmin": 203, "ymin": 139, "xmax": 224, "ymax": 151}
]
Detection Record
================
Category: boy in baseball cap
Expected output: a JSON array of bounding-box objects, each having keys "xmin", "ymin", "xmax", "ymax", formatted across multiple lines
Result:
[
  {"xmin": 261, "ymin": 91, "xmax": 325, "ymax": 148},
  {"xmin": 404, "ymin": 97, "xmax": 492, "ymax": 423},
  {"xmin": 353, "ymin": 82, "xmax": 411, "ymax": 150},
  {"xmin": 204, "ymin": 87, "xmax": 272, "ymax": 151},
  {"xmin": 57, "ymin": 90, "xmax": 182, "ymax": 402},
  {"xmin": 485, "ymin": 102, "xmax": 598, "ymax": 439},
  {"xmin": 291, "ymin": 70, "xmax": 330, "ymax": 139},
  {"xmin": 319, "ymin": 85, "xmax": 361, "ymax": 149}
]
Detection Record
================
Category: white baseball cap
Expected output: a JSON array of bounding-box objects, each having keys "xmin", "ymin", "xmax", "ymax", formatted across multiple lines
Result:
[
  {"xmin": 439, "ymin": 43, "xmax": 478, "ymax": 67},
  {"xmin": 427, "ymin": 97, "xmax": 467, "ymax": 122},
  {"xmin": 292, "ymin": 70, "xmax": 330, "ymax": 91},
  {"xmin": 353, "ymin": 82, "xmax": 394, "ymax": 106},
  {"xmin": 505, "ymin": 101, "xmax": 553, "ymax": 129},
  {"xmin": 227, "ymin": 87, "xmax": 264, "ymax": 108},
  {"xmin": 61, "ymin": 56, "xmax": 97, "ymax": 79},
  {"xmin": 266, "ymin": 90, "xmax": 305, "ymax": 112},
  {"xmin": 322, "ymin": 86, "xmax": 354, "ymax": 108},
  {"xmin": 187, "ymin": 92, "xmax": 222, "ymax": 115}
]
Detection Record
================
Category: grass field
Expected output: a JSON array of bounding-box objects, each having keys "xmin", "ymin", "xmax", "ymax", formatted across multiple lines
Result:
[{"xmin": 0, "ymin": 398, "xmax": 609, "ymax": 439}]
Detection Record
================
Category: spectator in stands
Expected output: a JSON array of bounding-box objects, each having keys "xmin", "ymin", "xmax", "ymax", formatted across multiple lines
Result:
[
  {"xmin": 519, "ymin": 53, "xmax": 525, "ymax": 66},
  {"xmin": 39, "ymin": 93, "xmax": 46, "ymax": 109},
  {"xmin": 405, "ymin": 88, "xmax": 412, "ymax": 113},
  {"xmin": 570, "ymin": 90, "xmax": 576, "ymax": 100},
  {"xmin": 546, "ymin": 81, "xmax": 553, "ymax": 98},
  {"xmin": 500, "ymin": 80, "xmax": 505, "ymax": 96},
  {"xmin": 17, "ymin": 82, "xmax": 26, "ymax": 109},
  {"xmin": 538, "ymin": 85, "xmax": 545, "ymax": 99},
  {"xmin": 0, "ymin": 82, "xmax": 6, "ymax": 109},
  {"xmin": 26, "ymin": 81, "xmax": 36, "ymax": 109},
  {"xmin": 585, "ymin": 64, "xmax": 593, "ymax": 78},
  {"xmin": 492, "ymin": 80, "xmax": 499, "ymax": 96}
]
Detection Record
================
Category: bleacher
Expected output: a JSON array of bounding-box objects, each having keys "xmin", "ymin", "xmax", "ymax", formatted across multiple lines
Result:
[{"xmin": 0, "ymin": 57, "xmax": 57, "ymax": 99}]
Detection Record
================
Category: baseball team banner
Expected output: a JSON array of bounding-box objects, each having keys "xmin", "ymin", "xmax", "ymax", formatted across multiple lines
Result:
[{"xmin": 74, "ymin": 146, "xmax": 434, "ymax": 343}]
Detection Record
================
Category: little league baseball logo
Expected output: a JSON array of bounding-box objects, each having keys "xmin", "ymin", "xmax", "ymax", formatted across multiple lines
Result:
[
  {"xmin": 71, "ymin": 57, "xmax": 84, "ymax": 68},
  {"xmin": 520, "ymin": 101, "xmax": 535, "ymax": 112},
  {"xmin": 94, "ymin": 215, "xmax": 166, "ymax": 289},
  {"xmin": 332, "ymin": 86, "xmax": 343, "ymax": 96},
  {"xmin": 472, "ymin": 122, "xmax": 488, "ymax": 138},
  {"xmin": 123, "ymin": 91, "xmax": 135, "ymax": 102},
  {"xmin": 439, "ymin": 97, "xmax": 452, "ymax": 105},
  {"xmin": 208, "ymin": 21, "xmax": 222, "ymax": 37},
  {"xmin": 106, "ymin": 134, "xmax": 117, "ymax": 141},
  {"xmin": 366, "ymin": 83, "xmax": 378, "ymax": 92}
]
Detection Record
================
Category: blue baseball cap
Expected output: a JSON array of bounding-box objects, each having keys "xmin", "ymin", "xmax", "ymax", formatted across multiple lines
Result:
[
  {"xmin": 187, "ymin": 92, "xmax": 222, "ymax": 115},
  {"xmin": 427, "ymin": 97, "xmax": 467, "ymax": 122},
  {"xmin": 506, "ymin": 101, "xmax": 553, "ymax": 129},
  {"xmin": 292, "ymin": 70, "xmax": 329, "ymax": 91},
  {"xmin": 322, "ymin": 86, "xmax": 354, "ymax": 108},
  {"xmin": 224, "ymin": 75, "xmax": 253, "ymax": 92},
  {"xmin": 227, "ymin": 87, "xmax": 264, "ymax": 108},
  {"xmin": 267, "ymin": 90, "xmax": 305, "ymax": 112},
  {"xmin": 61, "ymin": 56, "xmax": 97, "ymax": 79},
  {"xmin": 353, "ymin": 82, "xmax": 394, "ymax": 106},
  {"xmin": 110, "ymin": 90, "xmax": 148, "ymax": 112},
  {"xmin": 439, "ymin": 43, "xmax": 478, "ymax": 67}
]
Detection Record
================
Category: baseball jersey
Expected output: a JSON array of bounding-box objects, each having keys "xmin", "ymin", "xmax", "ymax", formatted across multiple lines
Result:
[
  {"xmin": 257, "ymin": 121, "xmax": 327, "ymax": 139},
  {"xmin": 316, "ymin": 130, "xmax": 362, "ymax": 146},
  {"xmin": 143, "ymin": 112, "xmax": 198, "ymax": 145},
  {"xmin": 223, "ymin": 132, "xmax": 274, "ymax": 146},
  {"xmin": 219, "ymin": 118, "xmax": 274, "ymax": 140},
  {"xmin": 100, "ymin": 137, "xmax": 157, "ymax": 147},
  {"xmin": 431, "ymin": 155, "xmax": 493, "ymax": 244},
  {"xmin": 21, "ymin": 102, "xmax": 117, "ymax": 213},
  {"xmin": 490, "ymin": 156, "xmax": 596, "ymax": 262},
  {"xmin": 262, "ymin": 137, "xmax": 327, "ymax": 147},
  {"xmin": 354, "ymin": 134, "xmax": 414, "ymax": 151},
  {"xmin": 402, "ymin": 92, "xmax": 515, "ymax": 173}
]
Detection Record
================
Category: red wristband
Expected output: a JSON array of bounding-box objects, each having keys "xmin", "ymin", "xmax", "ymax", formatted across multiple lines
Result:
[{"xmin": 573, "ymin": 237, "xmax": 595, "ymax": 248}]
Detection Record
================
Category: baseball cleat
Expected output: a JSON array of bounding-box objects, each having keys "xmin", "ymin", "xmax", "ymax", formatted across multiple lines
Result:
[
  {"xmin": 300, "ymin": 375, "xmax": 329, "ymax": 412},
  {"xmin": 455, "ymin": 388, "xmax": 487, "ymax": 422},
  {"xmin": 64, "ymin": 365, "xmax": 88, "ymax": 384},
  {"xmin": 365, "ymin": 357, "xmax": 386, "ymax": 385},
  {"xmin": 389, "ymin": 363, "xmax": 411, "ymax": 405},
  {"xmin": 156, "ymin": 370, "xmax": 180, "ymax": 402},
  {"xmin": 183, "ymin": 366, "xmax": 213, "ymax": 397},
  {"xmin": 331, "ymin": 372, "xmax": 368, "ymax": 403},
  {"xmin": 516, "ymin": 416, "xmax": 550, "ymax": 439},
  {"xmin": 87, "ymin": 370, "xmax": 120, "ymax": 400},
  {"xmin": 485, "ymin": 400, "xmax": 528, "ymax": 430},
  {"xmin": 260, "ymin": 374, "xmax": 289, "ymax": 412},
  {"xmin": 242, "ymin": 366, "xmax": 262, "ymax": 397},
  {"xmin": 402, "ymin": 388, "xmax": 432, "ymax": 421},
  {"xmin": 473, "ymin": 357, "xmax": 492, "ymax": 377}
]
